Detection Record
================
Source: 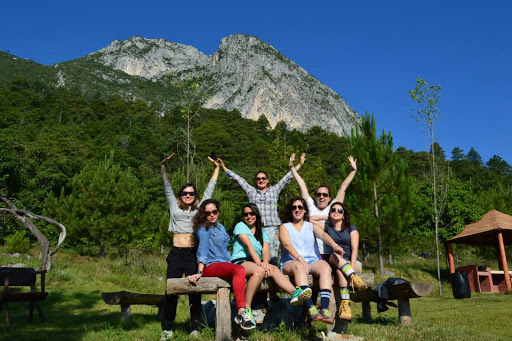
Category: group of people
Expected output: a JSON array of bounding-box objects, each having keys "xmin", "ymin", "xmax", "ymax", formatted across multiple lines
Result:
[{"xmin": 159, "ymin": 153, "xmax": 367, "ymax": 340}]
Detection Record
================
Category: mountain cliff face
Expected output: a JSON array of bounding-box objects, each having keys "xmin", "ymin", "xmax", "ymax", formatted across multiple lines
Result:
[{"xmin": 89, "ymin": 35, "xmax": 360, "ymax": 136}]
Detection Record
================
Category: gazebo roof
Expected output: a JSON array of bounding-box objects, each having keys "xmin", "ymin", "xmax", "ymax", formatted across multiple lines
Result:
[{"xmin": 447, "ymin": 210, "xmax": 512, "ymax": 246}]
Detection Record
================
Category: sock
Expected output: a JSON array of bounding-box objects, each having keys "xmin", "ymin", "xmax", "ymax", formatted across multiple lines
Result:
[
  {"xmin": 304, "ymin": 298, "xmax": 314, "ymax": 309},
  {"xmin": 341, "ymin": 263, "xmax": 355, "ymax": 279},
  {"xmin": 300, "ymin": 285, "xmax": 309, "ymax": 291},
  {"xmin": 320, "ymin": 289, "xmax": 331, "ymax": 310},
  {"xmin": 340, "ymin": 287, "xmax": 350, "ymax": 300}
]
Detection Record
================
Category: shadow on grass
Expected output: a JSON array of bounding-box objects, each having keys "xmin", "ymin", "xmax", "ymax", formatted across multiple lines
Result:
[
  {"xmin": 0, "ymin": 289, "xmax": 163, "ymax": 341},
  {"xmin": 354, "ymin": 314, "xmax": 397, "ymax": 326}
]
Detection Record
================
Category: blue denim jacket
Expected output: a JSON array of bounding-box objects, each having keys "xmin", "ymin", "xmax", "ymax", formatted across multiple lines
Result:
[{"xmin": 195, "ymin": 223, "xmax": 231, "ymax": 266}]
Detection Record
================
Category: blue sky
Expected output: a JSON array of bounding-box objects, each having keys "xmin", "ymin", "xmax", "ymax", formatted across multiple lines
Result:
[{"xmin": 2, "ymin": 1, "xmax": 511, "ymax": 164}]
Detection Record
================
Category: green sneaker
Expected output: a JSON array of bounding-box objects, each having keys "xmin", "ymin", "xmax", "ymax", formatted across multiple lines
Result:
[
  {"xmin": 308, "ymin": 306, "xmax": 322, "ymax": 322},
  {"xmin": 290, "ymin": 286, "xmax": 312, "ymax": 306},
  {"xmin": 320, "ymin": 308, "xmax": 334, "ymax": 324}
]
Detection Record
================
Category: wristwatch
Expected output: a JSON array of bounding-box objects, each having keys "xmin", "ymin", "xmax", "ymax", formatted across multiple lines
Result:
[{"xmin": 197, "ymin": 271, "xmax": 203, "ymax": 275}]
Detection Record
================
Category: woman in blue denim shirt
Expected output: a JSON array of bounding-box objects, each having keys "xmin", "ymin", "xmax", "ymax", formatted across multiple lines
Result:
[{"xmin": 187, "ymin": 199, "xmax": 256, "ymax": 330}]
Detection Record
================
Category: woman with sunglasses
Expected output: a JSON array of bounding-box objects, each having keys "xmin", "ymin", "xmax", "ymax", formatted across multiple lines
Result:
[
  {"xmin": 290, "ymin": 154, "xmax": 357, "ymax": 259},
  {"xmin": 160, "ymin": 154, "xmax": 219, "ymax": 340},
  {"xmin": 231, "ymin": 203, "xmax": 310, "ymax": 314},
  {"xmin": 279, "ymin": 197, "xmax": 344, "ymax": 324},
  {"xmin": 187, "ymin": 199, "xmax": 256, "ymax": 330},
  {"xmin": 325, "ymin": 202, "xmax": 366, "ymax": 321}
]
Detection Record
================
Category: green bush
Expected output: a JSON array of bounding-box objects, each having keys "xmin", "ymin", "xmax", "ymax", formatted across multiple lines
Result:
[{"xmin": 5, "ymin": 231, "xmax": 30, "ymax": 254}]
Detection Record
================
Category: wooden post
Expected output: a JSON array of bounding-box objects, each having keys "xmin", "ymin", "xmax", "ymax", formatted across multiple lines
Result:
[
  {"xmin": 361, "ymin": 300, "xmax": 371, "ymax": 323},
  {"xmin": 497, "ymin": 231, "xmax": 511, "ymax": 292},
  {"xmin": 398, "ymin": 297, "xmax": 412, "ymax": 325},
  {"xmin": 121, "ymin": 304, "xmax": 131, "ymax": 323},
  {"xmin": 446, "ymin": 242, "xmax": 455, "ymax": 274},
  {"xmin": 216, "ymin": 287, "xmax": 231, "ymax": 341}
]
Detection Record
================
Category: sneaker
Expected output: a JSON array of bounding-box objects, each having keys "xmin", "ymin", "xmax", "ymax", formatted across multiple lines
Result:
[
  {"xmin": 290, "ymin": 286, "xmax": 312, "ymax": 307},
  {"xmin": 351, "ymin": 274, "xmax": 368, "ymax": 292},
  {"xmin": 308, "ymin": 306, "xmax": 323, "ymax": 322},
  {"xmin": 338, "ymin": 300, "xmax": 352, "ymax": 321},
  {"xmin": 160, "ymin": 330, "xmax": 173, "ymax": 341},
  {"xmin": 320, "ymin": 308, "xmax": 334, "ymax": 324},
  {"xmin": 251, "ymin": 308, "xmax": 265, "ymax": 324},
  {"xmin": 189, "ymin": 330, "xmax": 200, "ymax": 337},
  {"xmin": 234, "ymin": 309, "xmax": 256, "ymax": 330}
]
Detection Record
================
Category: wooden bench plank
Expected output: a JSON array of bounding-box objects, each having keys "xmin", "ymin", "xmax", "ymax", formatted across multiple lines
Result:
[{"xmin": 350, "ymin": 281, "xmax": 434, "ymax": 325}]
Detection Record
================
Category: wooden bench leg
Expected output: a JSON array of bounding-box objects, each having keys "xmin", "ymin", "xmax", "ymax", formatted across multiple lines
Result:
[
  {"xmin": 361, "ymin": 300, "xmax": 372, "ymax": 323},
  {"xmin": 121, "ymin": 304, "xmax": 131, "ymax": 323},
  {"xmin": 398, "ymin": 297, "xmax": 412, "ymax": 325},
  {"xmin": 216, "ymin": 287, "xmax": 231, "ymax": 341},
  {"xmin": 4, "ymin": 302, "xmax": 10, "ymax": 328},
  {"xmin": 29, "ymin": 301, "xmax": 34, "ymax": 322},
  {"xmin": 36, "ymin": 301, "xmax": 47, "ymax": 323}
]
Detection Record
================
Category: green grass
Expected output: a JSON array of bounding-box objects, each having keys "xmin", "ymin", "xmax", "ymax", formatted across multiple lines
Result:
[{"xmin": 0, "ymin": 248, "xmax": 511, "ymax": 340}]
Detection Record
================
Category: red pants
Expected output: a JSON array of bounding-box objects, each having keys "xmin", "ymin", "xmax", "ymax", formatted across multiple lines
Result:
[{"xmin": 203, "ymin": 262, "xmax": 246, "ymax": 310}]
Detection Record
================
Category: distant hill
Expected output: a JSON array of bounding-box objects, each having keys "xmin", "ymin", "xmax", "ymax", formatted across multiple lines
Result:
[{"xmin": 1, "ymin": 35, "xmax": 360, "ymax": 135}]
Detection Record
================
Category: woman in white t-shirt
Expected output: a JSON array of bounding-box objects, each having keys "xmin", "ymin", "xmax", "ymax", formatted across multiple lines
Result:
[{"xmin": 290, "ymin": 154, "xmax": 357, "ymax": 258}]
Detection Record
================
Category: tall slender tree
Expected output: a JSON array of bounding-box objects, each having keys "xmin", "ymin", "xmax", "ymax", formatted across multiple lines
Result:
[{"xmin": 409, "ymin": 77, "xmax": 444, "ymax": 295}]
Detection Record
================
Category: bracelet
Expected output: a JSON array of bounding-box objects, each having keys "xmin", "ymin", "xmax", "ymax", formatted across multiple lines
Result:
[
  {"xmin": 197, "ymin": 270, "xmax": 203, "ymax": 275},
  {"xmin": 296, "ymin": 255, "xmax": 303, "ymax": 261}
]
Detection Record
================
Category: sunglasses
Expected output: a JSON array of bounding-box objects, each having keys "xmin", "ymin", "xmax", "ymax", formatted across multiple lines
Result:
[
  {"xmin": 256, "ymin": 176, "xmax": 267, "ymax": 181},
  {"xmin": 316, "ymin": 192, "xmax": 329, "ymax": 198},
  {"xmin": 330, "ymin": 207, "xmax": 344, "ymax": 214},
  {"xmin": 181, "ymin": 191, "xmax": 196, "ymax": 197},
  {"xmin": 292, "ymin": 205, "xmax": 304, "ymax": 211},
  {"xmin": 205, "ymin": 209, "xmax": 219, "ymax": 216},
  {"xmin": 243, "ymin": 211, "xmax": 256, "ymax": 217}
]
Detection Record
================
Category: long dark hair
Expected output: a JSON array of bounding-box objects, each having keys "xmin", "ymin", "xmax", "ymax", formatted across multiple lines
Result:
[
  {"xmin": 327, "ymin": 201, "xmax": 351, "ymax": 229},
  {"xmin": 192, "ymin": 199, "xmax": 220, "ymax": 231},
  {"xmin": 284, "ymin": 197, "xmax": 309, "ymax": 223},
  {"xmin": 177, "ymin": 183, "xmax": 199, "ymax": 210},
  {"xmin": 241, "ymin": 203, "xmax": 264, "ymax": 245}
]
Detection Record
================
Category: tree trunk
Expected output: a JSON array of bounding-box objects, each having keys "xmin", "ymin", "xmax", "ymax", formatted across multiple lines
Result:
[
  {"xmin": 388, "ymin": 244, "xmax": 393, "ymax": 265},
  {"xmin": 361, "ymin": 240, "xmax": 369, "ymax": 264},
  {"xmin": 374, "ymin": 182, "xmax": 384, "ymax": 274}
]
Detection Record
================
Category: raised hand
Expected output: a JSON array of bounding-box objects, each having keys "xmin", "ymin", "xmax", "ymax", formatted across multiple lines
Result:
[
  {"xmin": 348, "ymin": 155, "xmax": 357, "ymax": 171},
  {"xmin": 161, "ymin": 153, "xmax": 174, "ymax": 165}
]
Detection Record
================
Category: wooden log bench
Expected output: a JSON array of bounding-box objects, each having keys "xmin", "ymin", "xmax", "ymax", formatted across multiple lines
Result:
[
  {"xmin": 166, "ymin": 273, "xmax": 374, "ymax": 341},
  {"xmin": 0, "ymin": 267, "xmax": 48, "ymax": 327},
  {"xmin": 350, "ymin": 280, "xmax": 434, "ymax": 325},
  {"xmin": 101, "ymin": 291, "xmax": 165, "ymax": 323}
]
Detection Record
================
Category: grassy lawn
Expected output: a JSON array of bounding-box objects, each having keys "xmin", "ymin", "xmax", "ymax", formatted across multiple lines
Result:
[{"xmin": 0, "ymin": 248, "xmax": 511, "ymax": 341}]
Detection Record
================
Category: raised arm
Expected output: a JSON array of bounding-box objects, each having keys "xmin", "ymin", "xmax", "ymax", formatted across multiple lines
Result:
[
  {"xmin": 208, "ymin": 156, "xmax": 220, "ymax": 181},
  {"xmin": 334, "ymin": 156, "xmax": 357, "ymax": 203},
  {"xmin": 217, "ymin": 158, "xmax": 254, "ymax": 194},
  {"xmin": 160, "ymin": 154, "xmax": 174, "ymax": 184},
  {"xmin": 290, "ymin": 153, "xmax": 310, "ymax": 200}
]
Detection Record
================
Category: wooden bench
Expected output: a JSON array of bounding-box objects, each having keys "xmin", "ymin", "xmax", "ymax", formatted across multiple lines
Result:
[
  {"xmin": 0, "ymin": 267, "xmax": 48, "ymax": 327},
  {"xmin": 350, "ymin": 280, "xmax": 434, "ymax": 325},
  {"xmin": 101, "ymin": 291, "xmax": 165, "ymax": 323},
  {"xmin": 166, "ymin": 273, "xmax": 374, "ymax": 341}
]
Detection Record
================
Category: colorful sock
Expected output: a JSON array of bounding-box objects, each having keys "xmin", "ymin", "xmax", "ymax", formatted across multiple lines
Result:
[
  {"xmin": 320, "ymin": 289, "xmax": 331, "ymax": 310},
  {"xmin": 341, "ymin": 263, "xmax": 355, "ymax": 279},
  {"xmin": 340, "ymin": 287, "xmax": 350, "ymax": 300}
]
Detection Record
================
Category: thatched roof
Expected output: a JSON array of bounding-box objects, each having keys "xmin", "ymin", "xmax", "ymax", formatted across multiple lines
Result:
[{"xmin": 447, "ymin": 210, "xmax": 512, "ymax": 246}]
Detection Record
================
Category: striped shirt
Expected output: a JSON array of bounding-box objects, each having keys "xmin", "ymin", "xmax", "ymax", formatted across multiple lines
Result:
[{"xmin": 226, "ymin": 169, "xmax": 293, "ymax": 227}]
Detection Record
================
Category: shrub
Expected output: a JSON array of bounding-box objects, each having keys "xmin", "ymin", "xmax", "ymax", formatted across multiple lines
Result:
[{"xmin": 5, "ymin": 231, "xmax": 30, "ymax": 254}]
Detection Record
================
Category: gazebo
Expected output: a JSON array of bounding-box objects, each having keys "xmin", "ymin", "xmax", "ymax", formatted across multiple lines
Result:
[{"xmin": 445, "ymin": 210, "xmax": 512, "ymax": 293}]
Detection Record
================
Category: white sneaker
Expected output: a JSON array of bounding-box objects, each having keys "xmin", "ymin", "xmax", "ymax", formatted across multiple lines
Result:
[
  {"xmin": 160, "ymin": 330, "xmax": 173, "ymax": 341},
  {"xmin": 252, "ymin": 308, "xmax": 265, "ymax": 324},
  {"xmin": 189, "ymin": 330, "xmax": 200, "ymax": 337}
]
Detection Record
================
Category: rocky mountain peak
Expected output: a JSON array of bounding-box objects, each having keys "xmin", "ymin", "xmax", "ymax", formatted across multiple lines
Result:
[{"xmin": 88, "ymin": 35, "xmax": 360, "ymax": 136}]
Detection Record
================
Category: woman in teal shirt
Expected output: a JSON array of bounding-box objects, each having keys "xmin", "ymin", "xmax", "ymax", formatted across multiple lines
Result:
[{"xmin": 231, "ymin": 203, "xmax": 310, "ymax": 310}]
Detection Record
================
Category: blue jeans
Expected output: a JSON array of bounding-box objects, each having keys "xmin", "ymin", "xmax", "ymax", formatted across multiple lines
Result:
[{"xmin": 263, "ymin": 225, "xmax": 280, "ymax": 265}]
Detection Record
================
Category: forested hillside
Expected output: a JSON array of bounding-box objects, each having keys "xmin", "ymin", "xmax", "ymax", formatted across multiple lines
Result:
[{"xmin": 1, "ymin": 76, "xmax": 511, "ymax": 262}]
